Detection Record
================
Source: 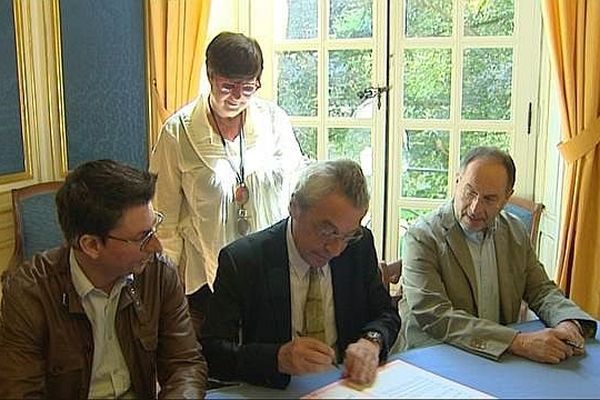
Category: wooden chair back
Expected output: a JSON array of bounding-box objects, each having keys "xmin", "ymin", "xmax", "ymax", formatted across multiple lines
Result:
[
  {"xmin": 504, "ymin": 196, "xmax": 544, "ymax": 249},
  {"xmin": 503, "ymin": 196, "xmax": 545, "ymax": 322},
  {"xmin": 378, "ymin": 259, "xmax": 403, "ymax": 306},
  {"xmin": 10, "ymin": 181, "xmax": 64, "ymax": 266}
]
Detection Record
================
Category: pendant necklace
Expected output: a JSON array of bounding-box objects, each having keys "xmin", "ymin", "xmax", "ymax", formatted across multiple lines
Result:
[{"xmin": 208, "ymin": 97, "xmax": 251, "ymax": 236}]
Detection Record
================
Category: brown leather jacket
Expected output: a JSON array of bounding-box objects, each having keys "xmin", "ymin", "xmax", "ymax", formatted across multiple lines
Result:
[{"xmin": 0, "ymin": 246, "xmax": 207, "ymax": 398}]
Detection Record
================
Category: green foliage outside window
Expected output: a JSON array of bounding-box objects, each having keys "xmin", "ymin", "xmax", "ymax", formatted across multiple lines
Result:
[
  {"xmin": 277, "ymin": 51, "xmax": 318, "ymax": 117},
  {"xmin": 464, "ymin": 0, "xmax": 514, "ymax": 36},
  {"xmin": 285, "ymin": 0, "xmax": 317, "ymax": 39},
  {"xmin": 280, "ymin": 0, "xmax": 515, "ymax": 202},
  {"xmin": 294, "ymin": 127, "xmax": 317, "ymax": 159},
  {"xmin": 405, "ymin": 0, "xmax": 452, "ymax": 37},
  {"xmin": 329, "ymin": 0, "xmax": 372, "ymax": 39},
  {"xmin": 404, "ymin": 48, "xmax": 452, "ymax": 119},
  {"xmin": 329, "ymin": 50, "xmax": 373, "ymax": 118},
  {"xmin": 327, "ymin": 128, "xmax": 371, "ymax": 161},
  {"xmin": 460, "ymin": 131, "xmax": 510, "ymax": 160},
  {"xmin": 402, "ymin": 130, "xmax": 449, "ymax": 199},
  {"xmin": 462, "ymin": 47, "xmax": 513, "ymax": 120}
]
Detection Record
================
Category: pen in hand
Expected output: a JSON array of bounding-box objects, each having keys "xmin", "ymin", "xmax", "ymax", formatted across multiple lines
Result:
[{"xmin": 295, "ymin": 331, "xmax": 341, "ymax": 370}]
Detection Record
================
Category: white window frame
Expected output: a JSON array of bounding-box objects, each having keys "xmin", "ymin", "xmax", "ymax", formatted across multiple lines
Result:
[
  {"xmin": 246, "ymin": 0, "xmax": 543, "ymax": 261},
  {"xmin": 385, "ymin": 0, "xmax": 543, "ymax": 260},
  {"xmin": 249, "ymin": 0, "xmax": 389, "ymax": 256}
]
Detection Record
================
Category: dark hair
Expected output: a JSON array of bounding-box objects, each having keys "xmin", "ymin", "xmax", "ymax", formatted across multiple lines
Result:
[
  {"xmin": 205, "ymin": 31, "xmax": 263, "ymax": 80},
  {"xmin": 55, "ymin": 159, "xmax": 157, "ymax": 246},
  {"xmin": 292, "ymin": 159, "xmax": 370, "ymax": 211},
  {"xmin": 460, "ymin": 146, "xmax": 516, "ymax": 191}
]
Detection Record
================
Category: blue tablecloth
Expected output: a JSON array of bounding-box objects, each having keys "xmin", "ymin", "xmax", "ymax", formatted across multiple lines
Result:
[
  {"xmin": 400, "ymin": 320, "xmax": 600, "ymax": 398},
  {"xmin": 207, "ymin": 320, "xmax": 600, "ymax": 399}
]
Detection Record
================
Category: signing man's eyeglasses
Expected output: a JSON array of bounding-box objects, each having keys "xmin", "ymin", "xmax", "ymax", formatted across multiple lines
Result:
[
  {"xmin": 107, "ymin": 211, "xmax": 164, "ymax": 252},
  {"xmin": 315, "ymin": 223, "xmax": 364, "ymax": 245}
]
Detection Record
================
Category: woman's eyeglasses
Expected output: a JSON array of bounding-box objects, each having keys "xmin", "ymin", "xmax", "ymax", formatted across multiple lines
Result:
[
  {"xmin": 213, "ymin": 76, "xmax": 261, "ymax": 97},
  {"xmin": 234, "ymin": 183, "xmax": 250, "ymax": 236},
  {"xmin": 107, "ymin": 211, "xmax": 164, "ymax": 251}
]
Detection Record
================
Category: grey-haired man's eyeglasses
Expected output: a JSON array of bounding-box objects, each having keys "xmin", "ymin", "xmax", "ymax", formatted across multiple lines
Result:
[
  {"xmin": 107, "ymin": 211, "xmax": 164, "ymax": 252},
  {"xmin": 316, "ymin": 224, "xmax": 364, "ymax": 245}
]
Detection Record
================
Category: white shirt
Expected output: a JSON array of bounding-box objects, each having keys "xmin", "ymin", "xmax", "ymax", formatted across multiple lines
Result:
[
  {"xmin": 286, "ymin": 219, "xmax": 338, "ymax": 347},
  {"xmin": 150, "ymin": 94, "xmax": 305, "ymax": 293},
  {"xmin": 70, "ymin": 251, "xmax": 132, "ymax": 398}
]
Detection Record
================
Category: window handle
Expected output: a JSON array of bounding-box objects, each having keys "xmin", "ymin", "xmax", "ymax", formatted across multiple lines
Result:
[{"xmin": 357, "ymin": 86, "xmax": 390, "ymax": 109}]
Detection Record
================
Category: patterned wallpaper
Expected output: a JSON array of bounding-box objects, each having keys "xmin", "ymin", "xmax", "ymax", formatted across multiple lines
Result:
[
  {"xmin": 0, "ymin": 0, "xmax": 25, "ymax": 176},
  {"xmin": 60, "ymin": 0, "xmax": 148, "ymax": 170}
]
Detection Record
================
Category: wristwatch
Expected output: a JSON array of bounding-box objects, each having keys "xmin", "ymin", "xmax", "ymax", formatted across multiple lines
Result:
[{"xmin": 362, "ymin": 331, "xmax": 383, "ymax": 347}]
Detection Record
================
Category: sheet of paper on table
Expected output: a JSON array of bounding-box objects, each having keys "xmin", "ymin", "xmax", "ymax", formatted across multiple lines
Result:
[{"xmin": 302, "ymin": 360, "xmax": 495, "ymax": 399}]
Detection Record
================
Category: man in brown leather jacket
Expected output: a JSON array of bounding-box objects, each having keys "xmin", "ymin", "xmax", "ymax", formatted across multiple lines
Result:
[{"xmin": 0, "ymin": 159, "xmax": 207, "ymax": 398}]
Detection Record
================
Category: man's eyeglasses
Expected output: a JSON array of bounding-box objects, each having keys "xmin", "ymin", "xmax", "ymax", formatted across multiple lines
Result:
[
  {"xmin": 213, "ymin": 76, "xmax": 261, "ymax": 97},
  {"xmin": 460, "ymin": 185, "xmax": 503, "ymax": 209},
  {"xmin": 316, "ymin": 224, "xmax": 364, "ymax": 245},
  {"xmin": 107, "ymin": 211, "xmax": 164, "ymax": 252},
  {"xmin": 234, "ymin": 183, "xmax": 250, "ymax": 236}
]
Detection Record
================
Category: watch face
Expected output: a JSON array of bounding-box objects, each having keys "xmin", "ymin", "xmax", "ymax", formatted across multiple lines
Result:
[{"xmin": 365, "ymin": 331, "xmax": 382, "ymax": 343}]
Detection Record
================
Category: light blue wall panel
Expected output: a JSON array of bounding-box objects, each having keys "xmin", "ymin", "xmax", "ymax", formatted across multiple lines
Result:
[
  {"xmin": 60, "ymin": 0, "xmax": 148, "ymax": 170},
  {"xmin": 0, "ymin": 0, "xmax": 26, "ymax": 176}
]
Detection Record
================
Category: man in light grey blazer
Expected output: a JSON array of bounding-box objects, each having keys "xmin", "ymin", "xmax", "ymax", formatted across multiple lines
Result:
[{"xmin": 399, "ymin": 146, "xmax": 596, "ymax": 364}]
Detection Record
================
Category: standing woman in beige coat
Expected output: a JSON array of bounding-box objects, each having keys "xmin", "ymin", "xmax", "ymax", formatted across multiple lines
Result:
[{"xmin": 150, "ymin": 32, "xmax": 304, "ymax": 326}]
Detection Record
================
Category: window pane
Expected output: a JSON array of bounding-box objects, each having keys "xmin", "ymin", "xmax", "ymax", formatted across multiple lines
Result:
[
  {"xmin": 402, "ymin": 130, "xmax": 449, "ymax": 199},
  {"xmin": 404, "ymin": 48, "xmax": 452, "ymax": 119},
  {"xmin": 329, "ymin": 50, "xmax": 373, "ymax": 118},
  {"xmin": 462, "ymin": 48, "xmax": 512, "ymax": 120},
  {"xmin": 460, "ymin": 131, "xmax": 510, "ymax": 159},
  {"xmin": 464, "ymin": 0, "xmax": 514, "ymax": 37},
  {"xmin": 353, "ymin": 98, "xmax": 375, "ymax": 119},
  {"xmin": 294, "ymin": 127, "xmax": 317, "ymax": 160},
  {"xmin": 329, "ymin": 0, "xmax": 372, "ymax": 39},
  {"xmin": 405, "ymin": 0, "xmax": 452, "ymax": 38},
  {"xmin": 284, "ymin": 0, "xmax": 317, "ymax": 39},
  {"xmin": 277, "ymin": 51, "xmax": 318, "ymax": 117},
  {"xmin": 327, "ymin": 127, "xmax": 371, "ymax": 163},
  {"xmin": 328, "ymin": 127, "xmax": 372, "ymax": 189}
]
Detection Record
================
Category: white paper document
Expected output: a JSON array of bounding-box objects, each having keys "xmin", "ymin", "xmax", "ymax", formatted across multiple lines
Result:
[{"xmin": 302, "ymin": 360, "xmax": 495, "ymax": 399}]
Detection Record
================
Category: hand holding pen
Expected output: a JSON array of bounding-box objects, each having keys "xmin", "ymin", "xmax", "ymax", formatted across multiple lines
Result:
[
  {"xmin": 295, "ymin": 331, "xmax": 340, "ymax": 370},
  {"xmin": 277, "ymin": 332, "xmax": 338, "ymax": 376}
]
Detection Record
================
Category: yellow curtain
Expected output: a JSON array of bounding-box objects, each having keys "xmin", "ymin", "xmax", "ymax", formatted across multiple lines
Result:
[
  {"xmin": 542, "ymin": 0, "xmax": 600, "ymax": 318},
  {"xmin": 148, "ymin": 0, "xmax": 211, "ymax": 148}
]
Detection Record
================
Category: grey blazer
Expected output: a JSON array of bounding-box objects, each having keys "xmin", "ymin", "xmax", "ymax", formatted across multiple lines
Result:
[{"xmin": 398, "ymin": 201, "xmax": 596, "ymax": 359}]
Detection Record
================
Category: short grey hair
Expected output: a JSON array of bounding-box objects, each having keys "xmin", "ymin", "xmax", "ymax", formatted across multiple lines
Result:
[{"xmin": 292, "ymin": 159, "xmax": 370, "ymax": 211}]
